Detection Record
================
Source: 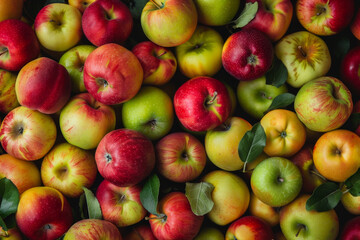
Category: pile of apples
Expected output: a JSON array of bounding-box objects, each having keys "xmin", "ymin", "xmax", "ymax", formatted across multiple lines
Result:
[{"xmin": 0, "ymin": 0, "xmax": 360, "ymax": 239}]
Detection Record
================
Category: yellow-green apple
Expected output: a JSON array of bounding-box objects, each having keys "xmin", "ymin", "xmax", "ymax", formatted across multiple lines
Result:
[
  {"xmin": 313, "ymin": 129, "xmax": 360, "ymax": 182},
  {"xmin": 96, "ymin": 180, "xmax": 146, "ymax": 227},
  {"xmin": 236, "ymin": 76, "xmax": 288, "ymax": 120},
  {"xmin": 279, "ymin": 194, "xmax": 339, "ymax": 240},
  {"xmin": 248, "ymin": 192, "xmax": 280, "ymax": 227},
  {"xmin": 0, "ymin": 19, "xmax": 39, "ymax": 72},
  {"xmin": 0, "ymin": 0, "xmax": 23, "ymax": 22},
  {"xmin": 294, "ymin": 76, "xmax": 353, "ymax": 132},
  {"xmin": 123, "ymin": 223, "xmax": 156, "ymax": 240},
  {"xmin": 0, "ymin": 227, "xmax": 22, "ymax": 240},
  {"xmin": 0, "ymin": 106, "xmax": 57, "ymax": 161},
  {"xmin": 83, "ymin": 43, "xmax": 143, "ymax": 105},
  {"xmin": 296, "ymin": 0, "xmax": 355, "ymax": 36},
  {"xmin": 34, "ymin": 3, "xmax": 82, "ymax": 52},
  {"xmin": 194, "ymin": 227, "xmax": 224, "ymax": 240},
  {"xmin": 132, "ymin": 41, "xmax": 177, "ymax": 86},
  {"xmin": 15, "ymin": 57, "xmax": 72, "ymax": 114},
  {"xmin": 243, "ymin": 0, "xmax": 293, "ymax": 41},
  {"xmin": 140, "ymin": 0, "xmax": 198, "ymax": 47},
  {"xmin": 175, "ymin": 25, "xmax": 223, "ymax": 78},
  {"xmin": 351, "ymin": 8, "xmax": 360, "ymax": 40},
  {"xmin": 341, "ymin": 46, "xmax": 360, "ymax": 96},
  {"xmin": 341, "ymin": 190, "xmax": 360, "ymax": 215},
  {"xmin": 59, "ymin": 45, "xmax": 97, "ymax": 93},
  {"xmin": 82, "ymin": 0, "xmax": 133, "ymax": 46},
  {"xmin": 205, "ymin": 116, "xmax": 252, "ymax": 171},
  {"xmin": 202, "ymin": 170, "xmax": 250, "ymax": 226},
  {"xmin": 225, "ymin": 216, "xmax": 274, "ymax": 240},
  {"xmin": 275, "ymin": 31, "xmax": 331, "ymax": 88},
  {"xmin": 339, "ymin": 216, "xmax": 360, "ymax": 240},
  {"xmin": 260, "ymin": 109, "xmax": 306, "ymax": 157},
  {"xmin": 16, "ymin": 186, "xmax": 73, "ymax": 240},
  {"xmin": 41, "ymin": 142, "xmax": 98, "ymax": 198},
  {"xmin": 0, "ymin": 69, "xmax": 19, "ymax": 114},
  {"xmin": 222, "ymin": 28, "xmax": 274, "ymax": 81},
  {"xmin": 64, "ymin": 219, "xmax": 122, "ymax": 240},
  {"xmin": 155, "ymin": 132, "xmax": 206, "ymax": 182},
  {"xmin": 121, "ymin": 86, "xmax": 174, "ymax": 141},
  {"xmin": 68, "ymin": 0, "xmax": 96, "ymax": 13},
  {"xmin": 95, "ymin": 128, "xmax": 155, "ymax": 187},
  {"xmin": 193, "ymin": 0, "xmax": 241, "ymax": 26},
  {"xmin": 173, "ymin": 76, "xmax": 231, "ymax": 132},
  {"xmin": 0, "ymin": 154, "xmax": 41, "ymax": 194},
  {"xmin": 251, "ymin": 157, "xmax": 303, "ymax": 207},
  {"xmin": 59, "ymin": 92, "xmax": 116, "ymax": 150},
  {"xmin": 148, "ymin": 192, "xmax": 204, "ymax": 240}
]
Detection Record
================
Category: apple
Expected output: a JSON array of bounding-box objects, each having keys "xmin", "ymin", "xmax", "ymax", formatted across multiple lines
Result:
[
  {"xmin": 34, "ymin": 3, "xmax": 82, "ymax": 52},
  {"xmin": 148, "ymin": 192, "xmax": 204, "ymax": 240},
  {"xmin": 296, "ymin": 0, "xmax": 355, "ymax": 36},
  {"xmin": 155, "ymin": 132, "xmax": 206, "ymax": 183},
  {"xmin": 123, "ymin": 223, "xmax": 156, "ymax": 240},
  {"xmin": 0, "ymin": 106, "xmax": 57, "ymax": 161},
  {"xmin": 121, "ymin": 86, "xmax": 174, "ymax": 141},
  {"xmin": 140, "ymin": 0, "xmax": 198, "ymax": 47},
  {"xmin": 175, "ymin": 25, "xmax": 224, "ymax": 78},
  {"xmin": 280, "ymin": 194, "xmax": 339, "ymax": 240},
  {"xmin": 0, "ymin": 154, "xmax": 41, "ymax": 194},
  {"xmin": 243, "ymin": 0, "xmax": 293, "ymax": 41},
  {"xmin": 16, "ymin": 186, "xmax": 73, "ymax": 240},
  {"xmin": 222, "ymin": 28, "xmax": 274, "ymax": 81},
  {"xmin": 275, "ymin": 31, "xmax": 331, "ymax": 88},
  {"xmin": 68, "ymin": 0, "xmax": 96, "ymax": 13},
  {"xmin": 64, "ymin": 219, "xmax": 122, "ymax": 240},
  {"xmin": 202, "ymin": 170, "xmax": 250, "ymax": 226},
  {"xmin": 341, "ymin": 190, "xmax": 360, "ymax": 215},
  {"xmin": 251, "ymin": 157, "xmax": 303, "ymax": 207},
  {"xmin": 194, "ymin": 227, "xmax": 224, "ymax": 240},
  {"xmin": 83, "ymin": 43, "xmax": 143, "ymax": 105},
  {"xmin": 96, "ymin": 180, "xmax": 146, "ymax": 227},
  {"xmin": 59, "ymin": 92, "xmax": 116, "ymax": 150},
  {"xmin": 132, "ymin": 41, "xmax": 177, "ymax": 86},
  {"xmin": 236, "ymin": 76, "xmax": 288, "ymax": 120},
  {"xmin": 354, "ymin": 100, "xmax": 360, "ymax": 136},
  {"xmin": 351, "ymin": 8, "xmax": 360, "ymax": 40},
  {"xmin": 82, "ymin": 0, "xmax": 133, "ymax": 46},
  {"xmin": 0, "ymin": 69, "xmax": 19, "ymax": 114},
  {"xmin": 15, "ymin": 57, "xmax": 72, "ymax": 115},
  {"xmin": 339, "ymin": 216, "xmax": 360, "ymax": 240},
  {"xmin": 173, "ymin": 76, "xmax": 232, "ymax": 132},
  {"xmin": 248, "ymin": 192, "xmax": 280, "ymax": 227},
  {"xmin": 0, "ymin": 227, "xmax": 22, "ymax": 240},
  {"xmin": 59, "ymin": 45, "xmax": 97, "ymax": 93},
  {"xmin": 95, "ymin": 128, "xmax": 155, "ymax": 187},
  {"xmin": 341, "ymin": 46, "xmax": 360, "ymax": 96},
  {"xmin": 225, "ymin": 216, "xmax": 274, "ymax": 240},
  {"xmin": 193, "ymin": 0, "xmax": 241, "ymax": 26},
  {"xmin": 294, "ymin": 76, "xmax": 353, "ymax": 132},
  {"xmin": 0, "ymin": 0, "xmax": 23, "ymax": 22}
]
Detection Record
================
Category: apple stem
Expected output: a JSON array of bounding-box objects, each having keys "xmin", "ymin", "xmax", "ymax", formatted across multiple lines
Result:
[
  {"xmin": 297, "ymin": 46, "xmax": 307, "ymax": 57},
  {"xmin": 0, "ymin": 47, "xmax": 8, "ymax": 57},
  {"xmin": 145, "ymin": 213, "xmax": 167, "ymax": 222},
  {"xmin": 157, "ymin": 51, "xmax": 167, "ymax": 57},
  {"xmin": 206, "ymin": 91, "xmax": 218, "ymax": 105},
  {"xmin": 296, "ymin": 224, "xmax": 305, "ymax": 237},
  {"xmin": 150, "ymin": 0, "xmax": 163, "ymax": 9},
  {"xmin": 310, "ymin": 169, "xmax": 327, "ymax": 182},
  {"xmin": 316, "ymin": 6, "xmax": 326, "ymax": 16}
]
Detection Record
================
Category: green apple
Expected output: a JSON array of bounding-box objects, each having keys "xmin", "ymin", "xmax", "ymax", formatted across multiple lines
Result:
[
  {"xmin": 175, "ymin": 25, "xmax": 223, "ymax": 78},
  {"xmin": 237, "ymin": 76, "xmax": 288, "ymax": 119},
  {"xmin": 250, "ymin": 157, "xmax": 302, "ymax": 207},
  {"xmin": 341, "ymin": 190, "xmax": 360, "ymax": 215},
  {"xmin": 122, "ymin": 86, "xmax": 174, "ymax": 141},
  {"xmin": 194, "ymin": 227, "xmax": 225, "ymax": 240}
]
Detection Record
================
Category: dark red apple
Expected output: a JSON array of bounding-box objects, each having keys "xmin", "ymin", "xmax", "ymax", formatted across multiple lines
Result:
[
  {"xmin": 124, "ymin": 223, "xmax": 157, "ymax": 240},
  {"xmin": 340, "ymin": 216, "xmax": 360, "ymax": 240},
  {"xmin": 341, "ymin": 46, "xmax": 360, "ymax": 97}
]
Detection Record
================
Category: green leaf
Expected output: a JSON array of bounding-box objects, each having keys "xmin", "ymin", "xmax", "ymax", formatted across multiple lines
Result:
[
  {"xmin": 232, "ymin": 2, "xmax": 258, "ymax": 29},
  {"xmin": 0, "ymin": 178, "xmax": 19, "ymax": 219},
  {"xmin": 344, "ymin": 168, "xmax": 360, "ymax": 196},
  {"xmin": 0, "ymin": 216, "xmax": 7, "ymax": 232},
  {"xmin": 140, "ymin": 174, "xmax": 160, "ymax": 216},
  {"xmin": 306, "ymin": 182, "xmax": 343, "ymax": 212},
  {"xmin": 238, "ymin": 123, "xmax": 266, "ymax": 172},
  {"xmin": 80, "ymin": 187, "xmax": 102, "ymax": 220},
  {"xmin": 185, "ymin": 182, "xmax": 214, "ymax": 216},
  {"xmin": 265, "ymin": 56, "xmax": 288, "ymax": 88},
  {"xmin": 264, "ymin": 93, "xmax": 295, "ymax": 114}
]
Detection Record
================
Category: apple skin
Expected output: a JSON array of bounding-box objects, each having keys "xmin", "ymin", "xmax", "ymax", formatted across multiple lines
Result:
[
  {"xmin": 194, "ymin": 227, "xmax": 224, "ymax": 240},
  {"xmin": 148, "ymin": 192, "xmax": 204, "ymax": 240},
  {"xmin": 132, "ymin": 41, "xmax": 177, "ymax": 86},
  {"xmin": 0, "ymin": 69, "xmax": 19, "ymax": 114},
  {"xmin": 175, "ymin": 25, "xmax": 224, "ymax": 78},
  {"xmin": 0, "ymin": 19, "xmax": 40, "ymax": 72},
  {"xmin": 248, "ymin": 192, "xmax": 280, "ymax": 227},
  {"xmin": 243, "ymin": 0, "xmax": 293, "ymax": 41},
  {"xmin": 275, "ymin": 31, "xmax": 331, "ymax": 88},
  {"xmin": 354, "ymin": 100, "xmax": 360, "ymax": 136},
  {"xmin": 296, "ymin": 0, "xmax": 355, "ymax": 36},
  {"xmin": 16, "ymin": 186, "xmax": 73, "ymax": 240},
  {"xmin": 0, "ymin": 0, "xmax": 23, "ymax": 22},
  {"xmin": 294, "ymin": 76, "xmax": 353, "ymax": 132},
  {"xmin": 140, "ymin": 0, "xmax": 198, "ymax": 47},
  {"xmin": 82, "ymin": 0, "xmax": 133, "ymax": 46},
  {"xmin": 95, "ymin": 128, "xmax": 155, "ymax": 187},
  {"xmin": 0, "ymin": 154, "xmax": 41, "ymax": 194},
  {"xmin": 341, "ymin": 190, "xmax": 360, "ymax": 215},
  {"xmin": 59, "ymin": 92, "xmax": 116, "ymax": 150},
  {"xmin": 339, "ymin": 216, "xmax": 360, "ymax": 240},
  {"xmin": 173, "ymin": 76, "xmax": 231, "ymax": 132},
  {"xmin": 341, "ymin": 46, "xmax": 360, "ymax": 96},
  {"xmin": 15, "ymin": 57, "xmax": 72, "ymax": 115},
  {"xmin": 68, "ymin": 0, "xmax": 96, "ymax": 13},
  {"xmin": 83, "ymin": 43, "xmax": 143, "ymax": 105},
  {"xmin": 0, "ymin": 227, "xmax": 22, "ymax": 240},
  {"xmin": 351, "ymin": 8, "xmax": 360, "ymax": 40},
  {"xmin": 0, "ymin": 106, "xmax": 57, "ymax": 161},
  {"xmin": 123, "ymin": 223, "xmax": 156, "ymax": 240},
  {"xmin": 63, "ymin": 219, "xmax": 122, "ymax": 240},
  {"xmin": 41, "ymin": 142, "xmax": 98, "ymax": 198},
  {"xmin": 155, "ymin": 132, "xmax": 207, "ymax": 183},
  {"xmin": 225, "ymin": 216, "xmax": 274, "ymax": 240},
  {"xmin": 222, "ymin": 28, "xmax": 274, "ymax": 81}
]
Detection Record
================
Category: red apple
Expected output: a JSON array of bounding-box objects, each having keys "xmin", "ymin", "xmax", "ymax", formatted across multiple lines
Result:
[
  {"xmin": 225, "ymin": 216, "xmax": 274, "ymax": 240},
  {"xmin": 351, "ymin": 8, "xmax": 360, "ymax": 40},
  {"xmin": 222, "ymin": 28, "xmax": 274, "ymax": 81},
  {"xmin": 340, "ymin": 216, "xmax": 360, "ymax": 240},
  {"xmin": 341, "ymin": 46, "xmax": 360, "ymax": 96},
  {"xmin": 124, "ymin": 223, "xmax": 156, "ymax": 240}
]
